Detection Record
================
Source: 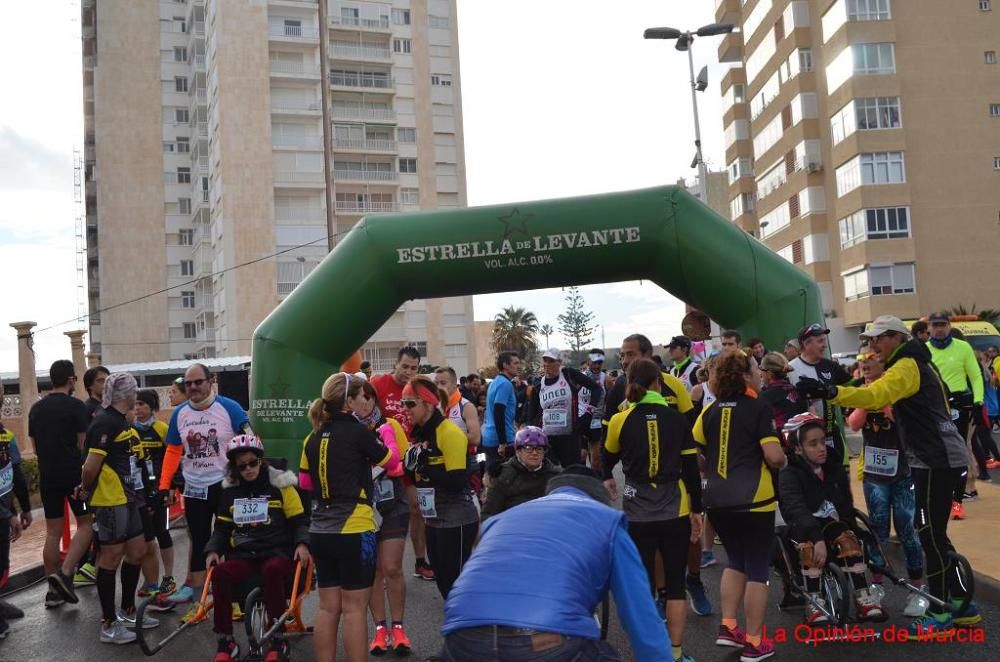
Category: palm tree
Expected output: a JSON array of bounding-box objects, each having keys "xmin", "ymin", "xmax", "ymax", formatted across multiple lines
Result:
[
  {"xmin": 540, "ymin": 324, "xmax": 554, "ymax": 349},
  {"xmin": 492, "ymin": 307, "xmax": 540, "ymax": 361},
  {"xmin": 949, "ymin": 304, "xmax": 1000, "ymax": 324}
]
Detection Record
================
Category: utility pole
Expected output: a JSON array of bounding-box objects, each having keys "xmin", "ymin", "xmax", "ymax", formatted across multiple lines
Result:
[{"xmin": 318, "ymin": 0, "xmax": 336, "ymax": 251}]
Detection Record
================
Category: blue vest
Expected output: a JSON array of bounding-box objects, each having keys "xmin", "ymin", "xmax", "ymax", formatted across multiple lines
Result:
[{"xmin": 442, "ymin": 487, "xmax": 625, "ymax": 639}]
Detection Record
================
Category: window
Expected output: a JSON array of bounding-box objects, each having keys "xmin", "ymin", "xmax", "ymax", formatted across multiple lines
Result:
[
  {"xmin": 861, "ymin": 151, "xmax": 905, "ymax": 185},
  {"xmin": 283, "ymin": 19, "xmax": 302, "ymax": 37},
  {"xmin": 853, "ymin": 43, "xmax": 896, "ymax": 74},
  {"xmin": 183, "ymin": 323, "xmax": 196, "ymax": 339},
  {"xmin": 393, "ymin": 38, "xmax": 411, "ymax": 54},
  {"xmin": 429, "ymin": 15, "xmax": 449, "ymax": 29},
  {"xmin": 856, "ymin": 97, "xmax": 901, "ymax": 130},
  {"xmin": 994, "ymin": 156, "xmax": 1000, "ymax": 170},
  {"xmin": 839, "ymin": 207, "xmax": 910, "ymax": 247},
  {"xmin": 176, "ymin": 167, "xmax": 191, "ymax": 184},
  {"xmin": 871, "ymin": 264, "xmax": 915, "ymax": 295},
  {"xmin": 175, "ymin": 76, "xmax": 188, "ymax": 93},
  {"xmin": 733, "ymin": 83, "xmax": 746, "ymax": 103},
  {"xmin": 178, "ymin": 198, "xmax": 192, "ymax": 214},
  {"xmin": 163, "ymin": 141, "xmax": 175, "ymax": 153},
  {"xmin": 991, "ymin": 103, "xmax": 1000, "ymax": 117},
  {"xmin": 175, "ymin": 108, "xmax": 189, "ymax": 123},
  {"xmin": 843, "ymin": 269, "xmax": 869, "ymax": 301},
  {"xmin": 980, "ymin": 0, "xmax": 992, "ymax": 11},
  {"xmin": 392, "ymin": 8, "xmax": 410, "ymax": 25},
  {"xmin": 174, "ymin": 18, "xmax": 187, "ymax": 33},
  {"xmin": 175, "ymin": 137, "xmax": 190, "ymax": 153},
  {"xmin": 431, "ymin": 74, "xmax": 452, "ymax": 86},
  {"xmin": 987, "ymin": 51, "xmax": 998, "ymax": 64},
  {"xmin": 847, "ymin": 0, "xmax": 891, "ymax": 21},
  {"xmin": 180, "ymin": 260, "xmax": 194, "ymax": 276},
  {"xmin": 799, "ymin": 49, "xmax": 813, "ymax": 72},
  {"xmin": 400, "ymin": 188, "xmax": 418, "ymax": 204},
  {"xmin": 174, "ymin": 46, "xmax": 187, "ymax": 62},
  {"xmin": 181, "ymin": 291, "xmax": 196, "ymax": 308},
  {"xmin": 398, "ymin": 158, "xmax": 416, "ymax": 173},
  {"xmin": 179, "ymin": 229, "xmax": 194, "ymax": 246},
  {"xmin": 397, "ymin": 127, "xmax": 415, "ymax": 143},
  {"xmin": 728, "ymin": 157, "xmax": 753, "ymax": 184}
]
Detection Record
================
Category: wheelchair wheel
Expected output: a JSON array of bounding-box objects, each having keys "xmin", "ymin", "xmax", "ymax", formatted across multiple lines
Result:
[
  {"xmin": 773, "ymin": 534, "xmax": 806, "ymax": 611},
  {"xmin": 853, "ymin": 510, "xmax": 894, "ymax": 576},
  {"xmin": 948, "ymin": 551, "xmax": 975, "ymax": 616},
  {"xmin": 244, "ymin": 587, "xmax": 268, "ymax": 650},
  {"xmin": 823, "ymin": 563, "xmax": 852, "ymax": 626}
]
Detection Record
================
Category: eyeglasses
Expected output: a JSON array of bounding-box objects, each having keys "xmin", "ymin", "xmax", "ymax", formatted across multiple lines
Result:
[
  {"xmin": 237, "ymin": 458, "xmax": 261, "ymax": 471},
  {"xmin": 184, "ymin": 378, "xmax": 208, "ymax": 388},
  {"xmin": 401, "ymin": 399, "xmax": 420, "ymax": 409},
  {"xmin": 518, "ymin": 446, "xmax": 545, "ymax": 453}
]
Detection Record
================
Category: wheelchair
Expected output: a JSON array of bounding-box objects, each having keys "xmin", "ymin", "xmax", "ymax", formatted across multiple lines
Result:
[{"xmin": 772, "ymin": 524, "xmax": 853, "ymax": 626}]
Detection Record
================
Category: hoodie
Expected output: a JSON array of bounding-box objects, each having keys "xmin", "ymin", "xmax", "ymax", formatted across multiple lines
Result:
[{"xmin": 778, "ymin": 451, "xmax": 856, "ymax": 543}]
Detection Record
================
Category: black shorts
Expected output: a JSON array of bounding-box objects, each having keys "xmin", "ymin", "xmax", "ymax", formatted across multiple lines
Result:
[
  {"xmin": 94, "ymin": 503, "xmax": 144, "ymax": 545},
  {"xmin": 584, "ymin": 425, "xmax": 603, "ymax": 448},
  {"xmin": 311, "ymin": 531, "xmax": 377, "ymax": 590},
  {"xmin": 377, "ymin": 497, "xmax": 410, "ymax": 542},
  {"xmin": 40, "ymin": 479, "xmax": 89, "ymax": 520}
]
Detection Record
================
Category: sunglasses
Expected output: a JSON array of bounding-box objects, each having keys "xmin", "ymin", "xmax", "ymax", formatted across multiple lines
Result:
[
  {"xmin": 237, "ymin": 458, "xmax": 261, "ymax": 471},
  {"xmin": 401, "ymin": 399, "xmax": 420, "ymax": 409},
  {"xmin": 518, "ymin": 446, "xmax": 545, "ymax": 453},
  {"xmin": 184, "ymin": 378, "xmax": 208, "ymax": 387}
]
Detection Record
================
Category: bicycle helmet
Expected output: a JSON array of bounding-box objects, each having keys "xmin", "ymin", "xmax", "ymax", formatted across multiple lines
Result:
[
  {"xmin": 782, "ymin": 412, "xmax": 824, "ymax": 445},
  {"xmin": 514, "ymin": 426, "xmax": 548, "ymax": 448},
  {"xmin": 226, "ymin": 433, "xmax": 264, "ymax": 459}
]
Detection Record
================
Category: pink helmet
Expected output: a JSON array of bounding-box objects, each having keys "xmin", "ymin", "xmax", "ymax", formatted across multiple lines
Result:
[
  {"xmin": 226, "ymin": 434, "xmax": 264, "ymax": 460},
  {"xmin": 514, "ymin": 426, "xmax": 548, "ymax": 448}
]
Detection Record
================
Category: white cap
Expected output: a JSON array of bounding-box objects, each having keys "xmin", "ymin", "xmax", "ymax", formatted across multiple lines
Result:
[
  {"xmin": 588, "ymin": 351, "xmax": 605, "ymax": 363},
  {"xmin": 860, "ymin": 315, "xmax": 910, "ymax": 339},
  {"xmin": 542, "ymin": 348, "xmax": 561, "ymax": 361}
]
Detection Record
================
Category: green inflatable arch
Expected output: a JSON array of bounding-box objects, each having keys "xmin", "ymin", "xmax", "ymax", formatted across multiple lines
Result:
[{"xmin": 250, "ymin": 185, "xmax": 822, "ymax": 465}]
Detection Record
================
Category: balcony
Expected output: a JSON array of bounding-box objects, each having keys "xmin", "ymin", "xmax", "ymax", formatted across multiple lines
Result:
[
  {"xmin": 274, "ymin": 170, "xmax": 326, "ymax": 187},
  {"xmin": 331, "ymin": 104, "xmax": 395, "ymax": 122},
  {"xmin": 270, "ymin": 98, "xmax": 322, "ymax": 114},
  {"xmin": 333, "ymin": 138, "xmax": 397, "ymax": 152},
  {"xmin": 195, "ymin": 156, "xmax": 209, "ymax": 173},
  {"xmin": 330, "ymin": 15, "xmax": 391, "ymax": 32},
  {"xmin": 329, "ymin": 71, "xmax": 393, "ymax": 92},
  {"xmin": 331, "ymin": 43, "xmax": 392, "ymax": 62},
  {"xmin": 715, "ymin": 0, "xmax": 741, "ymax": 24},
  {"xmin": 191, "ymin": 87, "xmax": 207, "ymax": 102},
  {"xmin": 191, "ymin": 21, "xmax": 205, "ymax": 36},
  {"xmin": 83, "ymin": 54, "xmax": 95, "ymax": 68},
  {"xmin": 718, "ymin": 30, "xmax": 743, "ymax": 63},
  {"xmin": 333, "ymin": 168, "xmax": 398, "ymax": 182},
  {"xmin": 335, "ymin": 200, "xmax": 398, "ymax": 214},
  {"xmin": 270, "ymin": 61, "xmax": 320, "ymax": 77},
  {"xmin": 193, "ymin": 54, "xmax": 206, "ymax": 70},
  {"xmin": 269, "ymin": 25, "xmax": 320, "ymax": 42},
  {"xmin": 196, "ymin": 122, "xmax": 208, "ymax": 138},
  {"xmin": 273, "ymin": 135, "xmax": 324, "ymax": 150}
]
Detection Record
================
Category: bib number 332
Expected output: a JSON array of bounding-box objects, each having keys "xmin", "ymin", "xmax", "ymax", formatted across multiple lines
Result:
[{"xmin": 233, "ymin": 497, "xmax": 269, "ymax": 525}]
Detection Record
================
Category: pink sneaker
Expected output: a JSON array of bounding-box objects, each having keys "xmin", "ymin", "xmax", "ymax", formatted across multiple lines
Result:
[
  {"xmin": 741, "ymin": 637, "xmax": 776, "ymax": 662},
  {"xmin": 716, "ymin": 624, "xmax": 747, "ymax": 648}
]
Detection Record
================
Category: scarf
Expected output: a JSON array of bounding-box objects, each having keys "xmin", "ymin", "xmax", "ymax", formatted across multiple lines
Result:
[
  {"xmin": 188, "ymin": 392, "xmax": 217, "ymax": 411},
  {"xmin": 447, "ymin": 389, "xmax": 462, "ymax": 412},
  {"xmin": 929, "ymin": 335, "xmax": 953, "ymax": 350},
  {"xmin": 354, "ymin": 405, "xmax": 384, "ymax": 430}
]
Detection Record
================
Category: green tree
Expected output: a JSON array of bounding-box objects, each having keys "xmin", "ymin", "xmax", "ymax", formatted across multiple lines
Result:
[
  {"xmin": 491, "ymin": 307, "xmax": 539, "ymax": 368},
  {"xmin": 557, "ymin": 287, "xmax": 595, "ymax": 363},
  {"xmin": 540, "ymin": 324, "xmax": 554, "ymax": 349}
]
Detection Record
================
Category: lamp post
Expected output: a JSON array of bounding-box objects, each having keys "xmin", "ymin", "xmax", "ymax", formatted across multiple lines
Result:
[{"xmin": 644, "ymin": 23, "xmax": 734, "ymax": 204}]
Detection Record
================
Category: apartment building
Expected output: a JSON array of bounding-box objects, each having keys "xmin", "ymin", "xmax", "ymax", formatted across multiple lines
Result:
[
  {"xmin": 717, "ymin": 0, "xmax": 1000, "ymax": 346},
  {"xmin": 81, "ymin": 0, "xmax": 474, "ymax": 374}
]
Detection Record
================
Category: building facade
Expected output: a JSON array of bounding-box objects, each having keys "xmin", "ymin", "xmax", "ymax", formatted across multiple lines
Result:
[
  {"xmin": 81, "ymin": 0, "xmax": 474, "ymax": 374},
  {"xmin": 717, "ymin": 0, "xmax": 1000, "ymax": 348}
]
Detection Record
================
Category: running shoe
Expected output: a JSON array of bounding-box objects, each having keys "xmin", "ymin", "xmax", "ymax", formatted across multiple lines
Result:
[
  {"xmin": 986, "ymin": 459, "xmax": 1000, "ymax": 470},
  {"xmin": 674, "ymin": 652, "xmax": 694, "ymax": 662},
  {"xmin": 214, "ymin": 636, "xmax": 241, "ymax": 662},
  {"xmin": 903, "ymin": 593, "xmax": 929, "ymax": 618},
  {"xmin": 146, "ymin": 593, "xmax": 177, "ymax": 613},
  {"xmin": 79, "ymin": 562, "xmax": 98, "ymax": 582},
  {"xmin": 413, "ymin": 560, "xmax": 435, "ymax": 582},
  {"xmin": 0, "ymin": 618, "xmax": 9, "ymax": 640},
  {"xmin": 740, "ymin": 637, "xmax": 775, "ymax": 662},
  {"xmin": 180, "ymin": 604, "xmax": 204, "ymax": 624},
  {"xmin": 137, "ymin": 583, "xmax": 160, "ymax": 599},
  {"xmin": 117, "ymin": 607, "xmax": 160, "ymax": 629},
  {"xmin": 951, "ymin": 501, "xmax": 967, "ymax": 520},
  {"xmin": 804, "ymin": 599, "xmax": 830, "ymax": 625},
  {"xmin": 855, "ymin": 588, "xmax": 888, "ymax": 623},
  {"xmin": 714, "ymin": 535, "xmax": 722, "ymax": 545},
  {"xmin": 264, "ymin": 636, "xmax": 290, "ymax": 662},
  {"xmin": 48, "ymin": 570, "xmax": 79, "ymax": 604},
  {"xmin": 232, "ymin": 602, "xmax": 244, "ymax": 622},
  {"xmin": 392, "ymin": 623, "xmax": 412, "ymax": 655},
  {"xmin": 0, "ymin": 600, "xmax": 24, "ymax": 619},
  {"xmin": 157, "ymin": 575, "xmax": 177, "ymax": 596},
  {"xmin": 700, "ymin": 550, "xmax": 717, "ymax": 568},
  {"xmin": 962, "ymin": 490, "xmax": 979, "ymax": 500},
  {"xmin": 44, "ymin": 590, "xmax": 64, "ymax": 609},
  {"xmin": 951, "ymin": 600, "xmax": 982, "ymax": 626},
  {"xmin": 73, "ymin": 569, "xmax": 96, "ymax": 587},
  {"xmin": 977, "ymin": 473, "xmax": 991, "ymax": 482},
  {"xmin": 167, "ymin": 583, "xmax": 195, "ymax": 605},
  {"xmin": 686, "ymin": 576, "xmax": 713, "ymax": 616},
  {"xmin": 99, "ymin": 618, "xmax": 137, "ymax": 645},
  {"xmin": 716, "ymin": 624, "xmax": 747, "ymax": 648},
  {"xmin": 370, "ymin": 624, "xmax": 391, "ymax": 656},
  {"xmin": 906, "ymin": 612, "xmax": 953, "ymax": 637}
]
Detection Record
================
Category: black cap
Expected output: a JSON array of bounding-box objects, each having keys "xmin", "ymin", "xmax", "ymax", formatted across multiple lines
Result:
[
  {"xmin": 797, "ymin": 323, "xmax": 830, "ymax": 343},
  {"xmin": 667, "ymin": 335, "xmax": 692, "ymax": 349},
  {"xmin": 928, "ymin": 311, "xmax": 950, "ymax": 324}
]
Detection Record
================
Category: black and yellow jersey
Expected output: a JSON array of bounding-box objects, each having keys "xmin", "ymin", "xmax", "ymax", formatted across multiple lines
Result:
[
  {"xmin": 693, "ymin": 393, "xmax": 780, "ymax": 513},
  {"xmin": 86, "ymin": 407, "xmax": 140, "ymax": 507},
  {"xmin": 604, "ymin": 391, "xmax": 701, "ymax": 521},
  {"xmin": 300, "ymin": 411, "xmax": 391, "ymax": 535},
  {"xmin": 603, "ymin": 371, "xmax": 695, "ymax": 427},
  {"xmin": 132, "ymin": 420, "xmax": 168, "ymax": 495},
  {"xmin": 411, "ymin": 410, "xmax": 480, "ymax": 528}
]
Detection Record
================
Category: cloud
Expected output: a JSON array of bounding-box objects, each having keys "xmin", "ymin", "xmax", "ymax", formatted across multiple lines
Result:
[{"xmin": 0, "ymin": 126, "xmax": 73, "ymax": 192}]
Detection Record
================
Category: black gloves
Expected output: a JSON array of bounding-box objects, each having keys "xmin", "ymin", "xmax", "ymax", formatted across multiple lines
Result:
[{"xmin": 796, "ymin": 377, "xmax": 838, "ymax": 400}]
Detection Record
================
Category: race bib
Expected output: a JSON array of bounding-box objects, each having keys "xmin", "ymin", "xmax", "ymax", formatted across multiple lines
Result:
[
  {"xmin": 543, "ymin": 410, "xmax": 568, "ymax": 428},
  {"xmin": 375, "ymin": 478, "xmax": 395, "ymax": 504},
  {"xmin": 590, "ymin": 415, "xmax": 603, "ymax": 430},
  {"xmin": 184, "ymin": 484, "xmax": 208, "ymax": 500},
  {"xmin": 416, "ymin": 487, "xmax": 437, "ymax": 519},
  {"xmin": 813, "ymin": 500, "xmax": 839, "ymax": 520},
  {"xmin": 864, "ymin": 446, "xmax": 899, "ymax": 477},
  {"xmin": 0, "ymin": 463, "xmax": 12, "ymax": 498},
  {"xmin": 233, "ymin": 497, "xmax": 269, "ymax": 525},
  {"xmin": 145, "ymin": 459, "xmax": 156, "ymax": 482},
  {"xmin": 129, "ymin": 456, "xmax": 144, "ymax": 489}
]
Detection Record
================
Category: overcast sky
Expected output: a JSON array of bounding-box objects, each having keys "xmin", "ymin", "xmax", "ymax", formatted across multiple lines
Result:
[{"xmin": 0, "ymin": 0, "xmax": 727, "ymax": 372}]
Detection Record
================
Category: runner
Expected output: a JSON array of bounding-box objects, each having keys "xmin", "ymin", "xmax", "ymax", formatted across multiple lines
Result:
[
  {"xmin": 168, "ymin": 376, "xmax": 187, "ymax": 407},
  {"xmin": 83, "ymin": 366, "xmax": 110, "ymax": 419},
  {"xmin": 300, "ymin": 372, "xmax": 392, "ymax": 662},
  {"xmin": 526, "ymin": 349, "xmax": 601, "ymax": 468},
  {"xmin": 402, "ymin": 376, "xmax": 479, "ymax": 600},
  {"xmin": 603, "ymin": 358, "xmax": 703, "ymax": 662},
  {"xmin": 0, "ymin": 389, "xmax": 31, "ymax": 638},
  {"xmin": 206, "ymin": 434, "xmax": 311, "ymax": 662},
  {"xmin": 759, "ymin": 352, "xmax": 807, "ymax": 435},
  {"xmin": 579, "ymin": 350, "xmax": 608, "ymax": 472},
  {"xmin": 434, "ymin": 366, "xmax": 482, "ymax": 500},
  {"xmin": 155, "ymin": 363, "xmax": 253, "ymax": 612},
  {"xmin": 782, "ymin": 341, "xmax": 799, "ymax": 362},
  {"xmin": 27, "ymin": 359, "xmax": 92, "ymax": 609},
  {"xmin": 132, "ymin": 389, "xmax": 175, "ymax": 599},
  {"xmin": 668, "ymin": 336, "xmax": 699, "ymax": 393},
  {"xmin": 371, "ymin": 347, "xmax": 432, "ymax": 582},
  {"xmin": 75, "ymin": 372, "xmax": 156, "ymax": 643},
  {"xmin": 481, "ymin": 351, "xmax": 521, "ymax": 473},
  {"xmin": 693, "ymin": 352, "xmax": 786, "ymax": 662},
  {"xmin": 796, "ymin": 315, "xmax": 981, "ymax": 634},
  {"xmin": 481, "ymin": 426, "xmax": 561, "ymax": 519}
]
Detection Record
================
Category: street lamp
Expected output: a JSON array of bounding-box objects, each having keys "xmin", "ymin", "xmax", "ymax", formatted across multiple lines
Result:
[{"xmin": 644, "ymin": 22, "xmax": 735, "ymax": 204}]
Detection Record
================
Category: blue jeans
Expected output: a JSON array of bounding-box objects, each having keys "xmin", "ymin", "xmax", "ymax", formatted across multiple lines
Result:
[
  {"xmin": 862, "ymin": 476, "xmax": 924, "ymax": 579},
  {"xmin": 443, "ymin": 626, "xmax": 622, "ymax": 662}
]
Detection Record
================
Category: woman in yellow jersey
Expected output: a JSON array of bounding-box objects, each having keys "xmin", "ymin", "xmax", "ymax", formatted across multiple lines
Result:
[
  {"xmin": 299, "ymin": 373, "xmax": 393, "ymax": 662},
  {"xmin": 402, "ymin": 376, "xmax": 479, "ymax": 600},
  {"xmin": 693, "ymin": 353, "xmax": 786, "ymax": 662}
]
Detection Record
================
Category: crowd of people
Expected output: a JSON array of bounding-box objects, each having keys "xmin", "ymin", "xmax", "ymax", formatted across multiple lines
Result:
[{"xmin": 1, "ymin": 310, "xmax": 992, "ymax": 661}]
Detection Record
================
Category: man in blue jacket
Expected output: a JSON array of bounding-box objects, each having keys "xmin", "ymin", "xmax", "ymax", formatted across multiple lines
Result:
[{"xmin": 441, "ymin": 466, "xmax": 670, "ymax": 661}]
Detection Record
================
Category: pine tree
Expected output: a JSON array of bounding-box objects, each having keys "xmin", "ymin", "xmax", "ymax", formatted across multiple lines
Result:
[{"xmin": 557, "ymin": 287, "xmax": 595, "ymax": 362}]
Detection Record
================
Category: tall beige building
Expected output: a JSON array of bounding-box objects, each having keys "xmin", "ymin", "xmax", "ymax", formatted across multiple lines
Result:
[
  {"xmin": 81, "ymin": 0, "xmax": 474, "ymax": 373},
  {"xmin": 716, "ymin": 0, "xmax": 1000, "ymax": 347}
]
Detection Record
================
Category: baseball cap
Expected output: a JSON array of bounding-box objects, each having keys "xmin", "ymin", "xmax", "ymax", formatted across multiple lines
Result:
[
  {"xmin": 797, "ymin": 323, "xmax": 831, "ymax": 343},
  {"xmin": 860, "ymin": 315, "xmax": 910, "ymax": 339},
  {"xmin": 588, "ymin": 351, "xmax": 605, "ymax": 363},
  {"xmin": 928, "ymin": 311, "xmax": 951, "ymax": 324},
  {"xmin": 542, "ymin": 348, "xmax": 562, "ymax": 361},
  {"xmin": 667, "ymin": 335, "xmax": 692, "ymax": 349}
]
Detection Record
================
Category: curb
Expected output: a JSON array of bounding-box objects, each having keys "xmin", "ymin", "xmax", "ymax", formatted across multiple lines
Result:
[
  {"xmin": 0, "ymin": 563, "xmax": 46, "ymax": 597},
  {"xmin": 973, "ymin": 569, "xmax": 1000, "ymax": 606}
]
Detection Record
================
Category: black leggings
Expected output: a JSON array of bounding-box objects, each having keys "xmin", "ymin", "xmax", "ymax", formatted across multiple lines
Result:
[
  {"xmin": 628, "ymin": 517, "xmax": 691, "ymax": 600},
  {"xmin": 954, "ymin": 409, "xmax": 987, "ymax": 501},
  {"xmin": 912, "ymin": 467, "xmax": 968, "ymax": 608},
  {"xmin": 708, "ymin": 509, "xmax": 775, "ymax": 583},
  {"xmin": 547, "ymin": 435, "xmax": 582, "ymax": 468},
  {"xmin": 184, "ymin": 482, "xmax": 222, "ymax": 573},
  {"xmin": 425, "ymin": 522, "xmax": 478, "ymax": 599}
]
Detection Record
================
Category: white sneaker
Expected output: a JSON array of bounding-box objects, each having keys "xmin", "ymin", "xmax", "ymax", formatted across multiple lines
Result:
[
  {"xmin": 117, "ymin": 608, "xmax": 159, "ymax": 629},
  {"xmin": 904, "ymin": 592, "xmax": 930, "ymax": 617},
  {"xmin": 100, "ymin": 618, "xmax": 137, "ymax": 644}
]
